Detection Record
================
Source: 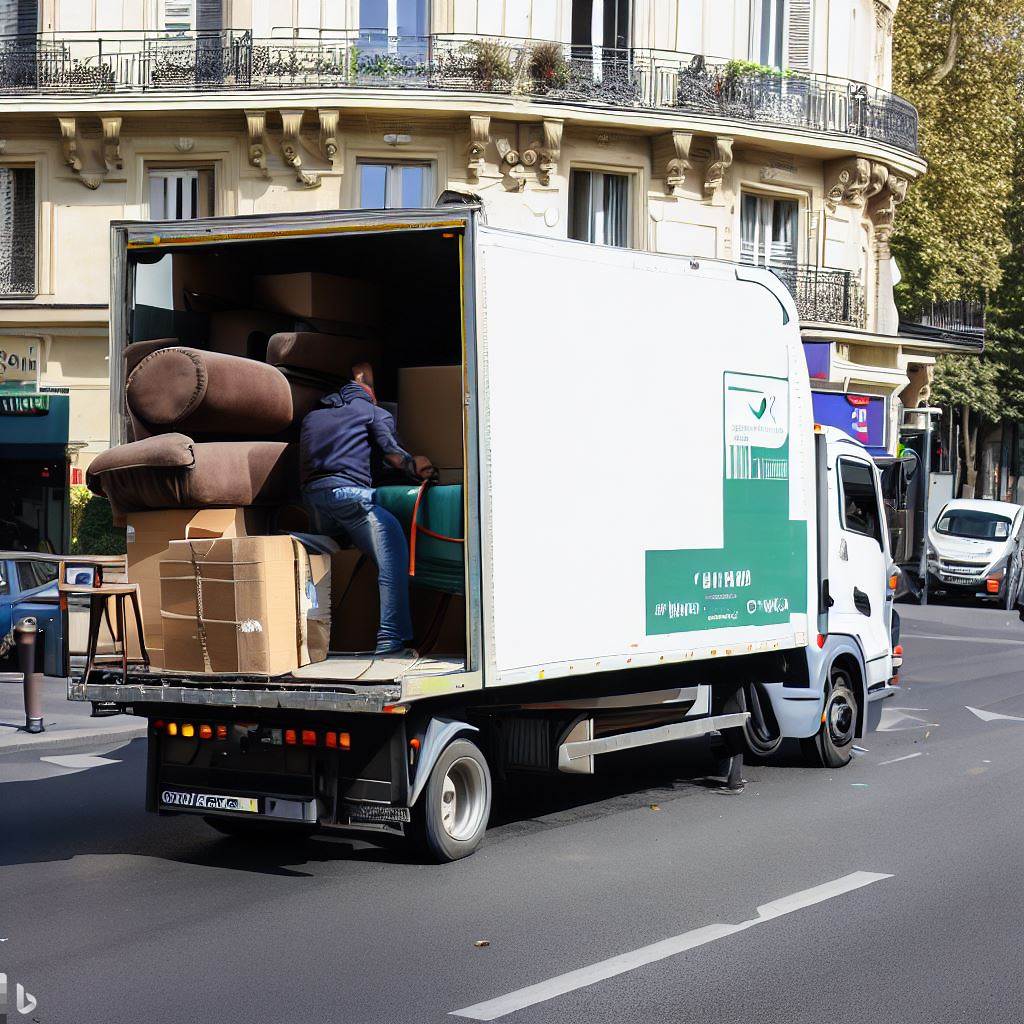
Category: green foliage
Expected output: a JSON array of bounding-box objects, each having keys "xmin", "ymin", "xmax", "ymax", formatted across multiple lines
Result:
[
  {"xmin": 892, "ymin": 0, "xmax": 1023, "ymax": 312},
  {"xmin": 73, "ymin": 494, "xmax": 126, "ymax": 556},
  {"xmin": 68, "ymin": 484, "xmax": 91, "ymax": 551},
  {"xmin": 723, "ymin": 59, "xmax": 797, "ymax": 79},
  {"xmin": 462, "ymin": 39, "xmax": 514, "ymax": 87}
]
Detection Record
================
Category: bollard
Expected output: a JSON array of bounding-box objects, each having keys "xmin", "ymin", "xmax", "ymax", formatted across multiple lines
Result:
[{"xmin": 15, "ymin": 616, "xmax": 44, "ymax": 734}]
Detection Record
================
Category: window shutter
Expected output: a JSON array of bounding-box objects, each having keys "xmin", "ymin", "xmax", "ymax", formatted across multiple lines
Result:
[
  {"xmin": 16, "ymin": 0, "xmax": 37, "ymax": 36},
  {"xmin": 787, "ymin": 0, "xmax": 813, "ymax": 72}
]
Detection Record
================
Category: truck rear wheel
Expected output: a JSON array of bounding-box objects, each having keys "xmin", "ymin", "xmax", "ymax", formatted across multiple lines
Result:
[
  {"xmin": 801, "ymin": 666, "xmax": 858, "ymax": 768},
  {"xmin": 413, "ymin": 738, "xmax": 491, "ymax": 862}
]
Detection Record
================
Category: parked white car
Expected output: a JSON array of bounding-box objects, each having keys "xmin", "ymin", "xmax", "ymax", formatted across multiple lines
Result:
[{"xmin": 927, "ymin": 499, "xmax": 1024, "ymax": 607}]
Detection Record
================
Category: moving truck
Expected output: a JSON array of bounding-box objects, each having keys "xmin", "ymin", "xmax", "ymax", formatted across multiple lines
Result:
[{"xmin": 66, "ymin": 206, "xmax": 897, "ymax": 861}]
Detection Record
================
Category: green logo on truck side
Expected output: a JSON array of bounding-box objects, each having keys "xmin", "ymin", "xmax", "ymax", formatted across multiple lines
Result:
[{"xmin": 645, "ymin": 372, "xmax": 808, "ymax": 635}]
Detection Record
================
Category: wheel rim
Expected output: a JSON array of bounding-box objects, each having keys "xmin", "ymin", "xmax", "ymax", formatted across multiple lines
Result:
[
  {"xmin": 439, "ymin": 756, "xmax": 487, "ymax": 842},
  {"xmin": 826, "ymin": 684, "xmax": 855, "ymax": 747}
]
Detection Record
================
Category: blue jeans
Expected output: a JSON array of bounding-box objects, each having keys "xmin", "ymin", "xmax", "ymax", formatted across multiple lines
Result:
[{"xmin": 303, "ymin": 482, "xmax": 413, "ymax": 654}]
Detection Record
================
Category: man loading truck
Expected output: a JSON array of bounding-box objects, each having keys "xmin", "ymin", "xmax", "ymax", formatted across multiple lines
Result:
[{"xmin": 300, "ymin": 361, "xmax": 435, "ymax": 656}]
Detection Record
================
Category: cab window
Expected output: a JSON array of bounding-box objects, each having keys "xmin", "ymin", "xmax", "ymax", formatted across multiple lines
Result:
[
  {"xmin": 839, "ymin": 459, "xmax": 882, "ymax": 547},
  {"xmin": 15, "ymin": 559, "xmax": 58, "ymax": 592}
]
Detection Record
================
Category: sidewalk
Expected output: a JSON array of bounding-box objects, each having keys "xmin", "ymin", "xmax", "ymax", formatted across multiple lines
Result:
[{"xmin": 0, "ymin": 674, "xmax": 146, "ymax": 756}]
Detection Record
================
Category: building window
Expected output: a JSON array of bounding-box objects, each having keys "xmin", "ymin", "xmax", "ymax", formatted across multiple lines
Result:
[
  {"xmin": 569, "ymin": 169, "xmax": 630, "ymax": 248},
  {"xmin": 571, "ymin": 0, "xmax": 631, "ymax": 53},
  {"xmin": 358, "ymin": 160, "xmax": 434, "ymax": 209},
  {"xmin": 148, "ymin": 167, "xmax": 215, "ymax": 220},
  {"xmin": 359, "ymin": 0, "xmax": 428, "ymax": 49},
  {"xmin": 740, "ymin": 193, "xmax": 798, "ymax": 272},
  {"xmin": 0, "ymin": 166, "xmax": 36, "ymax": 297},
  {"xmin": 159, "ymin": 0, "xmax": 222, "ymax": 33},
  {"xmin": 750, "ymin": 0, "xmax": 786, "ymax": 68}
]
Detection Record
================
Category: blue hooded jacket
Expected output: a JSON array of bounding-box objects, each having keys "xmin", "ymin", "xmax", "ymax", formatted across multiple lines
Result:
[{"xmin": 299, "ymin": 382, "xmax": 411, "ymax": 488}]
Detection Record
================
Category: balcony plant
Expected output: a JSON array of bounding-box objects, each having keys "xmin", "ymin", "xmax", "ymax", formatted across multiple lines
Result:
[
  {"xmin": 461, "ymin": 38, "xmax": 513, "ymax": 91},
  {"xmin": 527, "ymin": 41, "xmax": 570, "ymax": 93}
]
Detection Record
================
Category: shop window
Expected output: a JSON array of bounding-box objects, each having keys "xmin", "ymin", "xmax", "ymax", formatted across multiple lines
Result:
[
  {"xmin": 358, "ymin": 160, "xmax": 434, "ymax": 209},
  {"xmin": 568, "ymin": 169, "xmax": 630, "ymax": 248},
  {"xmin": 0, "ymin": 166, "xmax": 36, "ymax": 297},
  {"xmin": 148, "ymin": 167, "xmax": 215, "ymax": 220}
]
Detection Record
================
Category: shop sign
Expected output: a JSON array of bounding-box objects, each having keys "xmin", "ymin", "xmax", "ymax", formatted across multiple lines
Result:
[
  {"xmin": 812, "ymin": 391, "xmax": 886, "ymax": 448},
  {"xmin": 0, "ymin": 339, "xmax": 39, "ymax": 384},
  {"xmin": 0, "ymin": 393, "xmax": 50, "ymax": 416},
  {"xmin": 803, "ymin": 341, "xmax": 831, "ymax": 381}
]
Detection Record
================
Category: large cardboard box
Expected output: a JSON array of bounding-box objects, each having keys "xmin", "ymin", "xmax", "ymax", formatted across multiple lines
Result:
[
  {"xmin": 160, "ymin": 536, "xmax": 301, "ymax": 675},
  {"xmin": 208, "ymin": 309, "xmax": 294, "ymax": 359},
  {"xmin": 126, "ymin": 508, "xmax": 268, "ymax": 667},
  {"xmin": 254, "ymin": 273, "xmax": 382, "ymax": 326},
  {"xmin": 397, "ymin": 365, "xmax": 464, "ymax": 478},
  {"xmin": 329, "ymin": 548, "xmax": 379, "ymax": 652}
]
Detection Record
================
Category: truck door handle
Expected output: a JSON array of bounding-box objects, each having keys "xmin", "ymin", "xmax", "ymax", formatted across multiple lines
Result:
[{"xmin": 853, "ymin": 588, "xmax": 871, "ymax": 616}]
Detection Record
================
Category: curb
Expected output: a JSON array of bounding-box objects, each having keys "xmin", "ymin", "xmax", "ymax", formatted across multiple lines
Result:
[{"xmin": 0, "ymin": 723, "xmax": 147, "ymax": 757}]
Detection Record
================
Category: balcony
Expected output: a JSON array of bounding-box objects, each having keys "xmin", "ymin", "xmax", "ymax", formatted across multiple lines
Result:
[
  {"xmin": 769, "ymin": 265, "xmax": 866, "ymax": 329},
  {"xmin": 899, "ymin": 299, "xmax": 986, "ymax": 352},
  {"xmin": 0, "ymin": 31, "xmax": 920, "ymax": 157}
]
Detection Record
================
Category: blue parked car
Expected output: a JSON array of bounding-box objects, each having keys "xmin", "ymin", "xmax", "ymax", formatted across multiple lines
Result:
[{"xmin": 0, "ymin": 555, "xmax": 64, "ymax": 676}]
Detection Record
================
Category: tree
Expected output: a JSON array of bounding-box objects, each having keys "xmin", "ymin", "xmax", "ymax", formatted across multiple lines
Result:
[{"xmin": 892, "ymin": 1, "xmax": 1024, "ymax": 494}]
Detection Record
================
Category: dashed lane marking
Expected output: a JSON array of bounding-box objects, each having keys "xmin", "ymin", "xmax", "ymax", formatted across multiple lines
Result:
[
  {"xmin": 878, "ymin": 752, "xmax": 923, "ymax": 766},
  {"xmin": 39, "ymin": 753, "xmax": 122, "ymax": 769},
  {"xmin": 449, "ymin": 872, "xmax": 893, "ymax": 1021}
]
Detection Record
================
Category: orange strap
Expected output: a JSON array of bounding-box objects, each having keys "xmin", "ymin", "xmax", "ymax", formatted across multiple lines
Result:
[{"xmin": 408, "ymin": 479, "xmax": 465, "ymax": 578}]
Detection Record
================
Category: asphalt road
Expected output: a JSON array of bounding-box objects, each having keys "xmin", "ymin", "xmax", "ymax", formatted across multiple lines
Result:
[{"xmin": 3, "ymin": 602, "xmax": 1024, "ymax": 1024}]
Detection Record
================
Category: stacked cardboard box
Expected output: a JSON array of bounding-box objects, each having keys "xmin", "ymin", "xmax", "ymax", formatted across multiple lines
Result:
[{"xmin": 398, "ymin": 365, "xmax": 464, "ymax": 484}]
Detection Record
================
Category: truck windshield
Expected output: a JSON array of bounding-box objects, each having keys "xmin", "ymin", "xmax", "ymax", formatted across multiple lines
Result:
[{"xmin": 935, "ymin": 510, "xmax": 1012, "ymax": 540}]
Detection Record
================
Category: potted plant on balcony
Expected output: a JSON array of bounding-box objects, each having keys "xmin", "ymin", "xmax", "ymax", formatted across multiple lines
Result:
[
  {"xmin": 720, "ymin": 59, "xmax": 806, "ymax": 122},
  {"xmin": 527, "ymin": 41, "xmax": 570, "ymax": 94},
  {"xmin": 461, "ymin": 38, "xmax": 513, "ymax": 92}
]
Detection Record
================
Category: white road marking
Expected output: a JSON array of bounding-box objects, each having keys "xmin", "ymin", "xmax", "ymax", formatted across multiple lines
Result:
[
  {"xmin": 877, "ymin": 708, "xmax": 938, "ymax": 732},
  {"xmin": 40, "ymin": 753, "xmax": 121, "ymax": 769},
  {"xmin": 878, "ymin": 752, "xmax": 923, "ymax": 766},
  {"xmin": 903, "ymin": 633, "xmax": 1024, "ymax": 645},
  {"xmin": 965, "ymin": 706, "xmax": 1024, "ymax": 724},
  {"xmin": 449, "ymin": 871, "xmax": 893, "ymax": 1021}
]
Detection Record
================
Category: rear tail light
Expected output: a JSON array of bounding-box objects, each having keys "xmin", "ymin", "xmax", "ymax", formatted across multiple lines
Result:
[
  {"xmin": 215, "ymin": 724, "xmax": 228, "ymax": 740},
  {"xmin": 199, "ymin": 724, "xmax": 213, "ymax": 740},
  {"xmin": 889, "ymin": 574, "xmax": 898, "ymax": 590},
  {"xmin": 301, "ymin": 729, "xmax": 317, "ymax": 747},
  {"xmin": 284, "ymin": 728, "xmax": 297, "ymax": 746},
  {"xmin": 894, "ymin": 644, "xmax": 903, "ymax": 657},
  {"xmin": 325, "ymin": 731, "xmax": 337, "ymax": 748},
  {"xmin": 153, "ymin": 720, "xmax": 165, "ymax": 730},
  {"xmin": 181, "ymin": 723, "xmax": 195, "ymax": 738},
  {"xmin": 166, "ymin": 722, "xmax": 178, "ymax": 736},
  {"xmin": 339, "ymin": 732, "xmax": 351, "ymax": 750}
]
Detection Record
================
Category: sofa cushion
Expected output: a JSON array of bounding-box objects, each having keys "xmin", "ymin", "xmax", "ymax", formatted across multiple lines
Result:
[
  {"xmin": 266, "ymin": 332, "xmax": 381, "ymax": 381},
  {"xmin": 87, "ymin": 435, "xmax": 296, "ymax": 518},
  {"xmin": 127, "ymin": 347, "xmax": 293, "ymax": 436}
]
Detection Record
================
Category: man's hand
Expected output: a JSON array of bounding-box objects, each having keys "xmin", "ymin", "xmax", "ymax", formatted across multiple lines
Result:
[{"xmin": 411, "ymin": 455, "xmax": 436, "ymax": 480}]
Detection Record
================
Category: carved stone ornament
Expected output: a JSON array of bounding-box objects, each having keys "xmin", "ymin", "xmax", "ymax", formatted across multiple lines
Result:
[
  {"xmin": 245, "ymin": 110, "xmax": 269, "ymax": 177},
  {"xmin": 652, "ymin": 130, "xmax": 692, "ymax": 198},
  {"xmin": 467, "ymin": 115, "xmax": 490, "ymax": 184},
  {"xmin": 58, "ymin": 117, "xmax": 82, "ymax": 173},
  {"xmin": 279, "ymin": 109, "xmax": 320, "ymax": 188},
  {"xmin": 824, "ymin": 157, "xmax": 871, "ymax": 211},
  {"xmin": 536, "ymin": 119, "xmax": 562, "ymax": 187},
  {"xmin": 703, "ymin": 136, "xmax": 733, "ymax": 202},
  {"xmin": 496, "ymin": 137, "xmax": 526, "ymax": 192},
  {"xmin": 175, "ymin": 136, "xmax": 195, "ymax": 153},
  {"xmin": 869, "ymin": 170, "xmax": 909, "ymax": 251},
  {"xmin": 318, "ymin": 108, "xmax": 340, "ymax": 164},
  {"xmin": 101, "ymin": 116, "xmax": 122, "ymax": 172}
]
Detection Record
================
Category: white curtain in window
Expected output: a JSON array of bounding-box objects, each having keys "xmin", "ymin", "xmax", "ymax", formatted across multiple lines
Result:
[
  {"xmin": 569, "ymin": 170, "xmax": 630, "ymax": 248},
  {"xmin": 740, "ymin": 194, "xmax": 797, "ymax": 269},
  {"xmin": 751, "ymin": 0, "xmax": 786, "ymax": 67}
]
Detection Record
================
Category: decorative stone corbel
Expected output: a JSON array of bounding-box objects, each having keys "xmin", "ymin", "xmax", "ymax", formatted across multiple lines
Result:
[
  {"xmin": 101, "ymin": 116, "xmax": 122, "ymax": 172},
  {"xmin": 317, "ymin": 108, "xmax": 339, "ymax": 165},
  {"xmin": 703, "ymin": 137, "xmax": 733, "ymax": 202},
  {"xmin": 245, "ymin": 110, "xmax": 269, "ymax": 176},
  {"xmin": 869, "ymin": 171, "xmax": 908, "ymax": 254},
  {"xmin": 175, "ymin": 136, "xmax": 195, "ymax": 153},
  {"xmin": 536, "ymin": 118, "xmax": 562, "ymax": 187},
  {"xmin": 280, "ymin": 109, "xmax": 320, "ymax": 188},
  {"xmin": 495, "ymin": 137, "xmax": 527, "ymax": 192},
  {"xmin": 58, "ymin": 117, "xmax": 81, "ymax": 173},
  {"xmin": 467, "ymin": 115, "xmax": 490, "ymax": 184},
  {"xmin": 863, "ymin": 161, "xmax": 889, "ymax": 204},
  {"xmin": 824, "ymin": 156, "xmax": 870, "ymax": 212},
  {"xmin": 652, "ymin": 130, "xmax": 692, "ymax": 198}
]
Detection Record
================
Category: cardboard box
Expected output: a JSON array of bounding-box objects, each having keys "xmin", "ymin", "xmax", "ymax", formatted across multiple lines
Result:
[
  {"xmin": 160, "ymin": 536, "xmax": 300, "ymax": 676},
  {"xmin": 297, "ymin": 547, "xmax": 331, "ymax": 665},
  {"xmin": 208, "ymin": 309, "xmax": 294, "ymax": 359},
  {"xmin": 254, "ymin": 273, "xmax": 382, "ymax": 327},
  {"xmin": 398, "ymin": 365, "xmax": 464, "ymax": 475},
  {"xmin": 125, "ymin": 508, "xmax": 269, "ymax": 667},
  {"xmin": 172, "ymin": 251, "xmax": 251, "ymax": 312},
  {"xmin": 329, "ymin": 548, "xmax": 379, "ymax": 653}
]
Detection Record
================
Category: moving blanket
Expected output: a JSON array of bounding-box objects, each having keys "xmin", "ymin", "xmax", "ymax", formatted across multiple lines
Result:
[{"xmin": 375, "ymin": 484, "xmax": 465, "ymax": 595}]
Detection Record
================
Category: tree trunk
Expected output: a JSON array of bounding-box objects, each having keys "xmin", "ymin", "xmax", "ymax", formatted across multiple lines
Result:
[{"xmin": 961, "ymin": 403, "xmax": 978, "ymax": 498}]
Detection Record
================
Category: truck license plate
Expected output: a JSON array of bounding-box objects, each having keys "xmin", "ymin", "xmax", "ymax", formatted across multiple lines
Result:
[{"xmin": 160, "ymin": 790, "xmax": 259, "ymax": 813}]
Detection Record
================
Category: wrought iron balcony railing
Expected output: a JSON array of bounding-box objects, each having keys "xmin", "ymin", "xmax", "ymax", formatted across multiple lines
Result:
[
  {"xmin": 768, "ymin": 265, "xmax": 866, "ymax": 329},
  {"xmin": 0, "ymin": 31, "xmax": 920, "ymax": 156},
  {"xmin": 899, "ymin": 298, "xmax": 986, "ymax": 351}
]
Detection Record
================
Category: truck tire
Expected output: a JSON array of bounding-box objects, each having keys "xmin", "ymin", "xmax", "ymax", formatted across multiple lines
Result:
[
  {"xmin": 801, "ymin": 666, "xmax": 858, "ymax": 769},
  {"xmin": 413, "ymin": 738, "xmax": 491, "ymax": 862},
  {"xmin": 204, "ymin": 816, "xmax": 315, "ymax": 840},
  {"xmin": 739, "ymin": 682, "xmax": 784, "ymax": 758}
]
